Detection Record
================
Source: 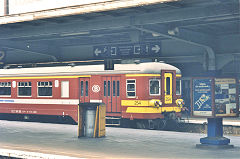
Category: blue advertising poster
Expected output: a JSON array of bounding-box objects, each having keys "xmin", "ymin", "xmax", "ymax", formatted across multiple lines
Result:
[{"xmin": 193, "ymin": 79, "xmax": 212, "ymax": 116}]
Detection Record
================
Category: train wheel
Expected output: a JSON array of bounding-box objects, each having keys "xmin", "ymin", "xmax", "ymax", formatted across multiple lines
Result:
[
  {"xmin": 136, "ymin": 120, "xmax": 147, "ymax": 129},
  {"xmin": 156, "ymin": 119, "xmax": 167, "ymax": 130},
  {"xmin": 176, "ymin": 117, "xmax": 189, "ymax": 130}
]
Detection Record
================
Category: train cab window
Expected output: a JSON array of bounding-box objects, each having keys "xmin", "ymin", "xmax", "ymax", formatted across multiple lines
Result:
[
  {"xmin": 18, "ymin": 82, "xmax": 32, "ymax": 97},
  {"xmin": 149, "ymin": 79, "xmax": 160, "ymax": 95},
  {"xmin": 38, "ymin": 81, "xmax": 52, "ymax": 97},
  {"xmin": 126, "ymin": 79, "xmax": 136, "ymax": 98},
  {"xmin": 0, "ymin": 82, "xmax": 11, "ymax": 96},
  {"xmin": 176, "ymin": 79, "xmax": 181, "ymax": 95},
  {"xmin": 166, "ymin": 77, "xmax": 171, "ymax": 95}
]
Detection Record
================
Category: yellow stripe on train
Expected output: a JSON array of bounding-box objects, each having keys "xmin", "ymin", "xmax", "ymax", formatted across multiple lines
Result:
[
  {"xmin": 126, "ymin": 107, "xmax": 181, "ymax": 113},
  {"xmin": 121, "ymin": 100, "xmax": 161, "ymax": 107}
]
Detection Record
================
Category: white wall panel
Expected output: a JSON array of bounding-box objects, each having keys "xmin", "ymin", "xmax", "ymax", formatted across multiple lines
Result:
[{"xmin": 9, "ymin": 0, "xmax": 111, "ymax": 14}]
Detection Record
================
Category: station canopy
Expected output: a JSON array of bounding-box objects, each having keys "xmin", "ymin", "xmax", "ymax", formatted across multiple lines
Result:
[{"xmin": 0, "ymin": 0, "xmax": 239, "ymax": 76}]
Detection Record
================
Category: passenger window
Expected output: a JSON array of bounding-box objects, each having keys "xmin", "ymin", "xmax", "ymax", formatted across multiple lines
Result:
[
  {"xmin": 0, "ymin": 82, "xmax": 11, "ymax": 96},
  {"xmin": 126, "ymin": 79, "xmax": 136, "ymax": 97},
  {"xmin": 18, "ymin": 82, "xmax": 32, "ymax": 97},
  {"xmin": 85, "ymin": 81, "xmax": 89, "ymax": 97},
  {"xmin": 104, "ymin": 81, "xmax": 106, "ymax": 96},
  {"xmin": 81, "ymin": 81, "xmax": 84, "ymax": 96},
  {"xmin": 117, "ymin": 81, "xmax": 120, "ymax": 97},
  {"xmin": 149, "ymin": 79, "xmax": 160, "ymax": 95},
  {"xmin": 38, "ymin": 81, "xmax": 52, "ymax": 97},
  {"xmin": 113, "ymin": 81, "xmax": 116, "ymax": 97},
  {"xmin": 108, "ymin": 81, "xmax": 111, "ymax": 96},
  {"xmin": 176, "ymin": 79, "xmax": 181, "ymax": 95}
]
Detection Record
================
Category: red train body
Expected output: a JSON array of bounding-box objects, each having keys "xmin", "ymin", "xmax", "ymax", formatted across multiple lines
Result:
[{"xmin": 0, "ymin": 62, "xmax": 183, "ymax": 128}]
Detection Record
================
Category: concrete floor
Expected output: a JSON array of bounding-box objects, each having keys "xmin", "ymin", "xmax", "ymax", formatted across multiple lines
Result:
[{"xmin": 0, "ymin": 120, "xmax": 240, "ymax": 158}]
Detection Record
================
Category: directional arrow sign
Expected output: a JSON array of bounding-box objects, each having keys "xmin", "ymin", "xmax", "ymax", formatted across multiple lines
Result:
[
  {"xmin": 94, "ymin": 48, "xmax": 102, "ymax": 56},
  {"xmin": 152, "ymin": 45, "xmax": 160, "ymax": 53}
]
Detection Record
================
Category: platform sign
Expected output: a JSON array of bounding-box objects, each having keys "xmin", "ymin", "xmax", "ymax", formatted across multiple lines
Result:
[
  {"xmin": 192, "ymin": 78, "xmax": 213, "ymax": 117},
  {"xmin": 93, "ymin": 42, "xmax": 161, "ymax": 58},
  {"xmin": 215, "ymin": 78, "xmax": 238, "ymax": 117}
]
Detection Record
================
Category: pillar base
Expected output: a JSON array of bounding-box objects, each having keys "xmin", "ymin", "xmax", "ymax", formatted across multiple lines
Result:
[
  {"xmin": 200, "ymin": 136, "xmax": 230, "ymax": 145},
  {"xmin": 196, "ymin": 143, "xmax": 234, "ymax": 149}
]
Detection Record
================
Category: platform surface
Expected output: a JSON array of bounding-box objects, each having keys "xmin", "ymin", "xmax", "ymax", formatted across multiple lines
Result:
[{"xmin": 0, "ymin": 120, "xmax": 240, "ymax": 158}]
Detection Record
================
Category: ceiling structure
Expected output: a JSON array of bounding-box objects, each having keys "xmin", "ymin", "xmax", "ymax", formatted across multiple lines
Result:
[{"xmin": 0, "ymin": 0, "xmax": 239, "ymax": 77}]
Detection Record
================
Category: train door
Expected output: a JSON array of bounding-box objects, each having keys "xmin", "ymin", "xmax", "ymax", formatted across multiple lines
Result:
[
  {"xmin": 162, "ymin": 71, "xmax": 174, "ymax": 105},
  {"xmin": 79, "ymin": 77, "xmax": 90, "ymax": 103},
  {"xmin": 102, "ymin": 76, "xmax": 121, "ymax": 114}
]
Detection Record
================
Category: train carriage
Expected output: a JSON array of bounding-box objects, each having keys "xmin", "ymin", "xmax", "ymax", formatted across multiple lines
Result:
[{"xmin": 0, "ymin": 62, "xmax": 184, "ymax": 129}]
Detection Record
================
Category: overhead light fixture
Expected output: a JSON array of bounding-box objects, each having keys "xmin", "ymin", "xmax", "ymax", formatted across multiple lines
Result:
[
  {"xmin": 168, "ymin": 27, "xmax": 179, "ymax": 36},
  {"xmin": 60, "ymin": 31, "xmax": 90, "ymax": 37},
  {"xmin": 152, "ymin": 33, "xmax": 161, "ymax": 37}
]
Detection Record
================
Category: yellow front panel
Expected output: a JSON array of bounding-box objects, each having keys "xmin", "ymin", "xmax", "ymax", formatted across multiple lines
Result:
[{"xmin": 164, "ymin": 73, "xmax": 172, "ymax": 104}]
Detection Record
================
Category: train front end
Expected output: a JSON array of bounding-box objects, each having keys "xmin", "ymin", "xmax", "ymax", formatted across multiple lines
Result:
[{"xmin": 120, "ymin": 62, "xmax": 185, "ymax": 129}]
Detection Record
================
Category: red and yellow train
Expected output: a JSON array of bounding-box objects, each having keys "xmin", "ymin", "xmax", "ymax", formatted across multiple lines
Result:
[{"xmin": 0, "ymin": 62, "xmax": 184, "ymax": 129}]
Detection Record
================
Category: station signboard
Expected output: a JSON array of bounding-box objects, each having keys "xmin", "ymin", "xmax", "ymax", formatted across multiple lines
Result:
[
  {"xmin": 191, "ymin": 78, "xmax": 239, "ymax": 118},
  {"xmin": 93, "ymin": 43, "xmax": 161, "ymax": 59}
]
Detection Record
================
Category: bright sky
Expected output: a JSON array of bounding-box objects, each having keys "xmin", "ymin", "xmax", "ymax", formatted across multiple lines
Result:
[{"xmin": 0, "ymin": 0, "xmax": 110, "ymax": 15}]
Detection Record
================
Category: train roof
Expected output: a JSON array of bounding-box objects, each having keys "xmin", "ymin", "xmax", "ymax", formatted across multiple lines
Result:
[{"xmin": 0, "ymin": 62, "xmax": 181, "ymax": 77}]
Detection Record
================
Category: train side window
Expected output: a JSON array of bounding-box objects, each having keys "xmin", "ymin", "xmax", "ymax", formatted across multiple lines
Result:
[
  {"xmin": 149, "ymin": 79, "xmax": 160, "ymax": 95},
  {"xmin": 0, "ymin": 82, "xmax": 11, "ymax": 96},
  {"xmin": 38, "ymin": 81, "xmax": 52, "ymax": 97},
  {"xmin": 61, "ymin": 81, "xmax": 69, "ymax": 98},
  {"xmin": 113, "ymin": 81, "xmax": 116, "ymax": 97},
  {"xmin": 81, "ymin": 81, "xmax": 84, "ymax": 96},
  {"xmin": 126, "ymin": 79, "xmax": 136, "ymax": 98},
  {"xmin": 117, "ymin": 81, "xmax": 120, "ymax": 97},
  {"xmin": 176, "ymin": 79, "xmax": 181, "ymax": 95},
  {"xmin": 18, "ymin": 82, "xmax": 32, "ymax": 97},
  {"xmin": 108, "ymin": 81, "xmax": 111, "ymax": 96},
  {"xmin": 104, "ymin": 81, "xmax": 106, "ymax": 96},
  {"xmin": 85, "ymin": 81, "xmax": 89, "ymax": 97}
]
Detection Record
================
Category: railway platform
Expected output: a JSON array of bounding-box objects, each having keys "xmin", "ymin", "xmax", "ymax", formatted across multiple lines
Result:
[{"xmin": 1, "ymin": 120, "xmax": 240, "ymax": 158}]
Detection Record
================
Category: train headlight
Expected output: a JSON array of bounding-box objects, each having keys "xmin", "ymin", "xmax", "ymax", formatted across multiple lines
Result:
[
  {"xmin": 149, "ymin": 99, "xmax": 162, "ymax": 107},
  {"xmin": 154, "ymin": 100, "xmax": 162, "ymax": 107},
  {"xmin": 176, "ymin": 99, "xmax": 184, "ymax": 107}
]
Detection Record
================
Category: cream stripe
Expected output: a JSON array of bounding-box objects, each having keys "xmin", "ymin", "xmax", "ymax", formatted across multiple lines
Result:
[{"xmin": 0, "ymin": 75, "xmax": 91, "ymax": 80}]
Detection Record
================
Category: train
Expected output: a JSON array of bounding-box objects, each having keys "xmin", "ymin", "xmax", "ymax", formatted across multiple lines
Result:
[{"xmin": 0, "ymin": 61, "xmax": 185, "ymax": 129}]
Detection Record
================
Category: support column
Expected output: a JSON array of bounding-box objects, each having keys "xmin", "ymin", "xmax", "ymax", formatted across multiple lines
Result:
[
  {"xmin": 4, "ymin": 0, "xmax": 9, "ymax": 15},
  {"xmin": 196, "ymin": 118, "xmax": 233, "ymax": 148}
]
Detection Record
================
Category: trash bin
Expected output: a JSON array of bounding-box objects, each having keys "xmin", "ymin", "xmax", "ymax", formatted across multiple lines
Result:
[
  {"xmin": 85, "ymin": 107, "xmax": 96, "ymax": 137},
  {"xmin": 78, "ymin": 103, "xmax": 106, "ymax": 138}
]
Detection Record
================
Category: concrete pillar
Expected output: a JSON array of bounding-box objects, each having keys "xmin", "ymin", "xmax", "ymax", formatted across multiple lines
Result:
[{"xmin": 4, "ymin": 0, "xmax": 9, "ymax": 15}]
